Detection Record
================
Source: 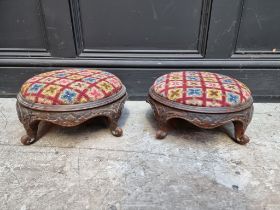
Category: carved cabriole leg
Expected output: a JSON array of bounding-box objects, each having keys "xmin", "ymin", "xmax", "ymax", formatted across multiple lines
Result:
[
  {"xmin": 21, "ymin": 120, "xmax": 40, "ymax": 145},
  {"xmin": 233, "ymin": 121, "xmax": 250, "ymax": 145},
  {"xmin": 147, "ymin": 96, "xmax": 168, "ymax": 139},
  {"xmin": 16, "ymin": 102, "xmax": 40, "ymax": 145},
  {"xmin": 155, "ymin": 119, "xmax": 168, "ymax": 140},
  {"xmin": 154, "ymin": 102, "xmax": 168, "ymax": 139},
  {"xmin": 108, "ymin": 112, "xmax": 123, "ymax": 137},
  {"xmin": 106, "ymin": 96, "xmax": 125, "ymax": 137},
  {"xmin": 233, "ymin": 105, "xmax": 253, "ymax": 145},
  {"xmin": 107, "ymin": 95, "xmax": 127, "ymax": 137}
]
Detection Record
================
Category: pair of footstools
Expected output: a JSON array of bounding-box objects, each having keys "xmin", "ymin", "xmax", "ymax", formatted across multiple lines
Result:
[{"xmin": 17, "ymin": 69, "xmax": 253, "ymax": 145}]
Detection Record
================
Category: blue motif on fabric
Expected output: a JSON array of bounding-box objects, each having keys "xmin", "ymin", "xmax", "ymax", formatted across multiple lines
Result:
[
  {"xmin": 28, "ymin": 83, "xmax": 44, "ymax": 93},
  {"xmin": 186, "ymin": 76, "xmax": 200, "ymax": 81},
  {"xmin": 187, "ymin": 88, "xmax": 202, "ymax": 96},
  {"xmin": 227, "ymin": 92, "xmax": 239, "ymax": 103},
  {"xmin": 155, "ymin": 76, "xmax": 166, "ymax": 84},
  {"xmin": 60, "ymin": 89, "xmax": 77, "ymax": 103},
  {"xmin": 83, "ymin": 77, "xmax": 97, "ymax": 83},
  {"xmin": 55, "ymin": 73, "xmax": 67, "ymax": 78},
  {"xmin": 103, "ymin": 72, "xmax": 112, "ymax": 75},
  {"xmin": 223, "ymin": 79, "xmax": 234, "ymax": 84}
]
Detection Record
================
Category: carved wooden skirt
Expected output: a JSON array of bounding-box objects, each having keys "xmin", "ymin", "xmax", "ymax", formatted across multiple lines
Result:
[
  {"xmin": 147, "ymin": 71, "xmax": 254, "ymax": 145},
  {"xmin": 16, "ymin": 69, "xmax": 127, "ymax": 145}
]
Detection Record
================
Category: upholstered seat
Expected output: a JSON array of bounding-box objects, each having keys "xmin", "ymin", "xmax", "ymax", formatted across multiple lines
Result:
[
  {"xmin": 20, "ymin": 69, "xmax": 123, "ymax": 105},
  {"xmin": 153, "ymin": 71, "xmax": 252, "ymax": 107},
  {"xmin": 148, "ymin": 71, "xmax": 254, "ymax": 144},
  {"xmin": 17, "ymin": 68, "xmax": 127, "ymax": 145}
]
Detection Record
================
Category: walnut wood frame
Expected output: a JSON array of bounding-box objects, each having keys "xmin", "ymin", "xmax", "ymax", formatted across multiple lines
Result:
[
  {"xmin": 16, "ymin": 87, "xmax": 127, "ymax": 145},
  {"xmin": 147, "ymin": 88, "xmax": 254, "ymax": 145}
]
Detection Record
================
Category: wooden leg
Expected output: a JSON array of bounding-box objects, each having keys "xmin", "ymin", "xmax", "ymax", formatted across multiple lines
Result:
[
  {"xmin": 16, "ymin": 94, "xmax": 127, "ymax": 144},
  {"xmin": 233, "ymin": 121, "xmax": 250, "ymax": 145},
  {"xmin": 21, "ymin": 120, "xmax": 40, "ymax": 145},
  {"xmin": 107, "ymin": 114, "xmax": 123, "ymax": 137},
  {"xmin": 156, "ymin": 121, "xmax": 168, "ymax": 139},
  {"xmin": 147, "ymin": 98, "xmax": 169, "ymax": 139}
]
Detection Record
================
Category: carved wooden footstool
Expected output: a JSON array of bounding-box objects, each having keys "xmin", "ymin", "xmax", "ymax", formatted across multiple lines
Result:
[
  {"xmin": 17, "ymin": 68, "xmax": 127, "ymax": 145},
  {"xmin": 147, "ymin": 71, "xmax": 253, "ymax": 145}
]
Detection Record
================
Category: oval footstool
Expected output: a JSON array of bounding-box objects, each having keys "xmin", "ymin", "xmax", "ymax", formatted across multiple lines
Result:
[
  {"xmin": 17, "ymin": 68, "xmax": 127, "ymax": 145},
  {"xmin": 147, "ymin": 71, "xmax": 253, "ymax": 145}
]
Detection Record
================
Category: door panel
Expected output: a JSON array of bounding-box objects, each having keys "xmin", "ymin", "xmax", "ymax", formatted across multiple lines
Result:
[
  {"xmin": 235, "ymin": 0, "xmax": 280, "ymax": 55},
  {"xmin": 0, "ymin": 0, "xmax": 49, "ymax": 56},
  {"xmin": 72, "ymin": 0, "xmax": 211, "ymax": 57}
]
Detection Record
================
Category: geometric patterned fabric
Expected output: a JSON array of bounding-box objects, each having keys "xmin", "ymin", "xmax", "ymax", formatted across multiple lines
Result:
[
  {"xmin": 20, "ymin": 69, "xmax": 123, "ymax": 105},
  {"xmin": 153, "ymin": 71, "xmax": 252, "ymax": 107}
]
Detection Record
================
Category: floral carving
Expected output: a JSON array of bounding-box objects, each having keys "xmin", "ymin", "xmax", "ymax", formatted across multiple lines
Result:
[
  {"xmin": 147, "ymin": 95, "xmax": 253, "ymax": 145},
  {"xmin": 17, "ymin": 94, "xmax": 127, "ymax": 145}
]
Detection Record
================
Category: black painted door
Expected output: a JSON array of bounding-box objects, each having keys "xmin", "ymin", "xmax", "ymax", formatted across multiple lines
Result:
[{"xmin": 0, "ymin": 0, "xmax": 280, "ymax": 100}]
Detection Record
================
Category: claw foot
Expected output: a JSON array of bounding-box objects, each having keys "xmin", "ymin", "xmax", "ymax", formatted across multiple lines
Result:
[
  {"xmin": 21, "ymin": 135, "xmax": 36, "ymax": 145},
  {"xmin": 156, "ymin": 130, "xmax": 167, "ymax": 139},
  {"xmin": 235, "ymin": 134, "xmax": 250, "ymax": 145},
  {"xmin": 111, "ymin": 127, "xmax": 123, "ymax": 137}
]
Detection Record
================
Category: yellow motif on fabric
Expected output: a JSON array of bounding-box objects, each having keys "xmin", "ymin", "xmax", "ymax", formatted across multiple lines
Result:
[
  {"xmin": 203, "ymin": 77, "xmax": 218, "ymax": 82},
  {"xmin": 167, "ymin": 88, "xmax": 183, "ymax": 101},
  {"xmin": 67, "ymin": 75, "xmax": 85, "ymax": 80},
  {"xmin": 169, "ymin": 75, "xmax": 182, "ymax": 81},
  {"xmin": 187, "ymin": 98, "xmax": 203, "ymax": 106},
  {"xmin": 42, "ymin": 85, "xmax": 62, "ymax": 97},
  {"xmin": 37, "ymin": 97, "xmax": 53, "ymax": 105},
  {"xmin": 70, "ymin": 82, "xmax": 89, "ymax": 91},
  {"xmin": 40, "ymin": 77, "xmax": 59, "ymax": 83},
  {"xmin": 187, "ymin": 81, "xmax": 201, "ymax": 87},
  {"xmin": 97, "ymin": 81, "xmax": 113, "ymax": 93},
  {"xmin": 201, "ymin": 72, "xmax": 216, "ymax": 77},
  {"xmin": 21, "ymin": 83, "xmax": 31, "ymax": 94},
  {"xmin": 223, "ymin": 84, "xmax": 240, "ymax": 92},
  {"xmin": 206, "ymin": 89, "xmax": 222, "ymax": 100},
  {"xmin": 206, "ymin": 101, "xmax": 222, "ymax": 107}
]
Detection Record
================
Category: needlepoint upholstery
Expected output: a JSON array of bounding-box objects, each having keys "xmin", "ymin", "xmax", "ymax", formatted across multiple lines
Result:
[
  {"xmin": 20, "ymin": 69, "xmax": 123, "ymax": 105},
  {"xmin": 153, "ymin": 71, "xmax": 252, "ymax": 107}
]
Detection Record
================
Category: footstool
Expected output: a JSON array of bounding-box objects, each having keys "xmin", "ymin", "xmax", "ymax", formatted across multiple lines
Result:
[
  {"xmin": 147, "ymin": 71, "xmax": 253, "ymax": 145},
  {"xmin": 17, "ymin": 68, "xmax": 127, "ymax": 145}
]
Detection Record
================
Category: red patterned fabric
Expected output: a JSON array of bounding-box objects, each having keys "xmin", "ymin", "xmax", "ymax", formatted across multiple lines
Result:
[
  {"xmin": 20, "ymin": 69, "xmax": 123, "ymax": 105},
  {"xmin": 153, "ymin": 71, "xmax": 252, "ymax": 107}
]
